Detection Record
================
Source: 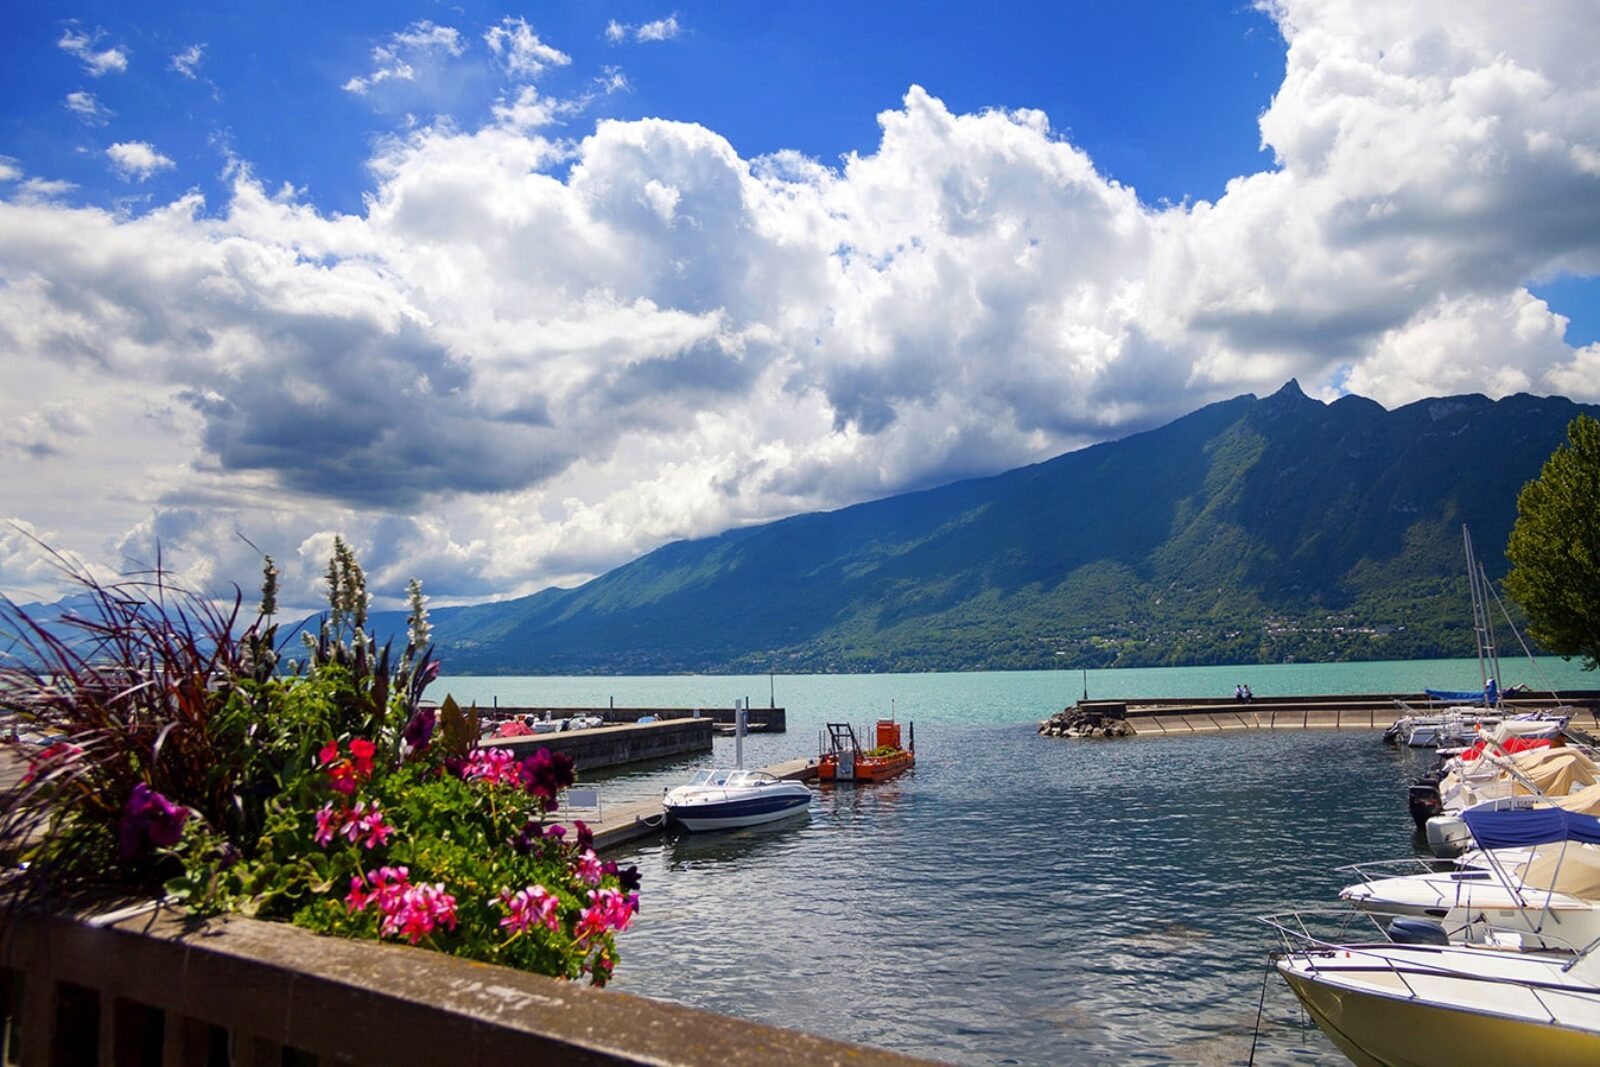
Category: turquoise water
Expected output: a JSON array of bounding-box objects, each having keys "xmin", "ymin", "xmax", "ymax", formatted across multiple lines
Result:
[
  {"xmin": 436, "ymin": 656, "xmax": 1594, "ymax": 730},
  {"xmin": 433, "ymin": 659, "xmax": 1594, "ymax": 1065}
]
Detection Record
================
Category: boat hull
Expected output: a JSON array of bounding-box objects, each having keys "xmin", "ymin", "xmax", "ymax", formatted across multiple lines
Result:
[
  {"xmin": 1282, "ymin": 967, "xmax": 1600, "ymax": 1067},
  {"xmin": 818, "ymin": 751, "xmax": 914, "ymax": 782}
]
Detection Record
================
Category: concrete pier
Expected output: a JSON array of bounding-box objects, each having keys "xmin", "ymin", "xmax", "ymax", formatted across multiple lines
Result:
[
  {"xmin": 482, "ymin": 718, "xmax": 714, "ymax": 771},
  {"xmin": 1048, "ymin": 691, "xmax": 1600, "ymax": 736},
  {"xmin": 483, "ymin": 705, "xmax": 787, "ymax": 733}
]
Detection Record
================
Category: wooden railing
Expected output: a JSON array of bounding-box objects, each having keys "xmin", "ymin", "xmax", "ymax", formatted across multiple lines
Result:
[{"xmin": 0, "ymin": 903, "xmax": 935, "ymax": 1067}]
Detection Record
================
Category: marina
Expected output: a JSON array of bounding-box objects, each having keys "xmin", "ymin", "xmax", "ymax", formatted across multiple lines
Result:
[{"xmin": 428, "ymin": 657, "xmax": 1600, "ymax": 1064}]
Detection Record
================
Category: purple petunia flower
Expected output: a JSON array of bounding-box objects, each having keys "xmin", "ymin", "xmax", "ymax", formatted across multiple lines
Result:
[
  {"xmin": 119, "ymin": 782, "xmax": 190, "ymax": 860},
  {"xmin": 403, "ymin": 706, "xmax": 436, "ymax": 753},
  {"xmin": 518, "ymin": 747, "xmax": 576, "ymax": 807}
]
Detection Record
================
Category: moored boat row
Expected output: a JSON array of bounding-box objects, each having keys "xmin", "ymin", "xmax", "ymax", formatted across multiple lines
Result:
[{"xmin": 1264, "ymin": 805, "xmax": 1600, "ymax": 1064}]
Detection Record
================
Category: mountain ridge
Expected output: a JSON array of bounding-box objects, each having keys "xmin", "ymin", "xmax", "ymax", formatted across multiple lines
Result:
[
  {"xmin": 369, "ymin": 384, "xmax": 1594, "ymax": 674},
  {"xmin": 10, "ymin": 385, "xmax": 1588, "ymax": 675}
]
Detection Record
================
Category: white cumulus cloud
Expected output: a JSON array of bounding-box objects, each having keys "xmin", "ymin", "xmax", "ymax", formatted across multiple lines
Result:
[
  {"xmin": 606, "ymin": 15, "xmax": 682, "ymax": 44},
  {"xmin": 64, "ymin": 90, "xmax": 113, "ymax": 126},
  {"xmin": 105, "ymin": 141, "xmax": 175, "ymax": 181},
  {"xmin": 344, "ymin": 20, "xmax": 465, "ymax": 95},
  {"xmin": 169, "ymin": 43, "xmax": 205, "ymax": 79},
  {"xmin": 1, "ymin": 0, "xmax": 1598, "ymax": 611},
  {"xmin": 484, "ymin": 16, "xmax": 570, "ymax": 79},
  {"xmin": 57, "ymin": 27, "xmax": 128, "ymax": 76},
  {"xmin": 636, "ymin": 15, "xmax": 681, "ymax": 42}
]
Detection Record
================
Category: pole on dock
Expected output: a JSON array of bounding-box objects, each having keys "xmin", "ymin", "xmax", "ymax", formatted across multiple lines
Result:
[
  {"xmin": 734, "ymin": 698, "xmax": 746, "ymax": 770},
  {"xmin": 1082, "ymin": 669, "xmax": 1088, "ymax": 702},
  {"xmin": 770, "ymin": 673, "xmax": 775, "ymax": 709}
]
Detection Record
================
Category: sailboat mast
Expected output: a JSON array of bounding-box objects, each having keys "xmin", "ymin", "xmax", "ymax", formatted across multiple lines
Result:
[
  {"xmin": 1478, "ymin": 561, "xmax": 1503, "ymax": 701},
  {"xmin": 1463, "ymin": 525, "xmax": 1490, "ymax": 701}
]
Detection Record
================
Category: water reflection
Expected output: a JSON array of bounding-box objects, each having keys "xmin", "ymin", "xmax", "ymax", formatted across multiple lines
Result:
[
  {"xmin": 607, "ymin": 726, "xmax": 1423, "ymax": 1065},
  {"xmin": 662, "ymin": 811, "xmax": 814, "ymax": 869}
]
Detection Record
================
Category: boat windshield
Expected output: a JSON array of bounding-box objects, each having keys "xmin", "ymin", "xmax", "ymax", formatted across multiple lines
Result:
[
  {"xmin": 727, "ymin": 770, "xmax": 778, "ymax": 786},
  {"xmin": 685, "ymin": 769, "xmax": 781, "ymax": 788}
]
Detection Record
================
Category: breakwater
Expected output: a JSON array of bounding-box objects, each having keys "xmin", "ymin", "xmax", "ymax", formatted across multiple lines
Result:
[{"xmin": 1042, "ymin": 690, "xmax": 1600, "ymax": 736}]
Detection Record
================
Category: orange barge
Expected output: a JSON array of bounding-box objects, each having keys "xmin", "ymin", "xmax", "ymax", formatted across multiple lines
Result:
[{"xmin": 818, "ymin": 719, "xmax": 915, "ymax": 782}]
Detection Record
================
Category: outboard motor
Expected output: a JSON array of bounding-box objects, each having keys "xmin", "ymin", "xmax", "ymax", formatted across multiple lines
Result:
[
  {"xmin": 1386, "ymin": 916, "xmax": 1450, "ymax": 946},
  {"xmin": 1408, "ymin": 778, "xmax": 1444, "ymax": 830}
]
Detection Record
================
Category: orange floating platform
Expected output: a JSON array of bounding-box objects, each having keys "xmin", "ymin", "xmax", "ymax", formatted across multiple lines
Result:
[{"xmin": 818, "ymin": 719, "xmax": 915, "ymax": 782}]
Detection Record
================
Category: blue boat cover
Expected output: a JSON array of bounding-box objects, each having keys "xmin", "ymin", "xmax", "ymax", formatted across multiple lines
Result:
[
  {"xmin": 1425, "ymin": 688, "xmax": 1491, "ymax": 703},
  {"xmin": 1463, "ymin": 807, "xmax": 1600, "ymax": 849}
]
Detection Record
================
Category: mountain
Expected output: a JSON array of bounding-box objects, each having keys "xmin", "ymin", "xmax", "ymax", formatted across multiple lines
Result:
[{"xmin": 364, "ymin": 382, "xmax": 1595, "ymax": 674}]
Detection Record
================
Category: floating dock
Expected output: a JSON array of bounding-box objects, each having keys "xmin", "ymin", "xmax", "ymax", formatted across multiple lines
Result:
[{"xmin": 1053, "ymin": 691, "xmax": 1600, "ymax": 736}]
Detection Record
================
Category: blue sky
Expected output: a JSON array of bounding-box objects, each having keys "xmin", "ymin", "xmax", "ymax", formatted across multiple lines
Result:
[
  {"xmin": 2, "ymin": 2, "xmax": 1598, "ymax": 609},
  {"xmin": 2, "ymin": 3, "xmax": 1288, "ymax": 213}
]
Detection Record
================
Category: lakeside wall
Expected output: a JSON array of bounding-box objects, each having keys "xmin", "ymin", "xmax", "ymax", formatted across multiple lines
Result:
[{"xmin": 1, "ymin": 905, "xmax": 933, "ymax": 1066}]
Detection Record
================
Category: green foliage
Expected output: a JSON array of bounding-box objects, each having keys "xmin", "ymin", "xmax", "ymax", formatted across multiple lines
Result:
[
  {"xmin": 1506, "ymin": 414, "xmax": 1600, "ymax": 671},
  {"xmin": 2, "ymin": 542, "xmax": 636, "ymax": 986}
]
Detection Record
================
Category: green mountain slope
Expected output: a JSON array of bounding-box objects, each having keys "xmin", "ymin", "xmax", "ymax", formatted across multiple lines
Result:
[{"xmin": 388, "ymin": 382, "xmax": 1597, "ymax": 674}]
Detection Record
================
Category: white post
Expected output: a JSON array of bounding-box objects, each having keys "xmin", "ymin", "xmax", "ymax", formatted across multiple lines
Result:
[{"xmin": 734, "ymin": 698, "xmax": 746, "ymax": 770}]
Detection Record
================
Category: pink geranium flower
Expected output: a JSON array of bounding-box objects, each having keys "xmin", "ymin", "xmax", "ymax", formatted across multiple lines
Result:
[
  {"xmin": 572, "ymin": 848, "xmax": 604, "ymax": 886},
  {"xmin": 497, "ymin": 884, "xmax": 561, "ymax": 935},
  {"xmin": 313, "ymin": 803, "xmax": 340, "ymax": 847}
]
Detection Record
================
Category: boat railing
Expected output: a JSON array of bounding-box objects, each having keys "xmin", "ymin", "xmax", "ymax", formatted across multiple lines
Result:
[
  {"xmin": 1260, "ymin": 909, "xmax": 1597, "ymax": 1020},
  {"xmin": 1336, "ymin": 854, "xmax": 1579, "ymax": 913},
  {"xmin": 1336, "ymin": 856, "xmax": 1472, "ymax": 888}
]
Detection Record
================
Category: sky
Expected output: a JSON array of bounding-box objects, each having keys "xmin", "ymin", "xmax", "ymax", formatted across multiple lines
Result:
[{"xmin": 1, "ymin": 1, "xmax": 1598, "ymax": 613}]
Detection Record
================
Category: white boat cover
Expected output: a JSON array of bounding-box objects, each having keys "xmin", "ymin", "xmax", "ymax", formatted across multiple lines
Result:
[
  {"xmin": 1518, "ymin": 845, "xmax": 1600, "ymax": 899},
  {"xmin": 1554, "ymin": 784, "xmax": 1600, "ymax": 816},
  {"xmin": 1443, "ymin": 748, "xmax": 1599, "ymax": 800}
]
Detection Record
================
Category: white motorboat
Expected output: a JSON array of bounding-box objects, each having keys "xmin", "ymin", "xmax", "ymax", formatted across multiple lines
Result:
[
  {"xmin": 661, "ymin": 768, "xmax": 813, "ymax": 831},
  {"xmin": 1428, "ymin": 784, "xmax": 1600, "ymax": 858},
  {"xmin": 661, "ymin": 698, "xmax": 814, "ymax": 832},
  {"xmin": 1423, "ymin": 747, "xmax": 1599, "ymax": 855},
  {"xmin": 1398, "ymin": 709, "xmax": 1503, "ymax": 748},
  {"xmin": 1268, "ymin": 806, "xmax": 1600, "ymax": 1065},
  {"xmin": 1341, "ymin": 808, "xmax": 1600, "ymax": 952},
  {"xmin": 1267, "ymin": 929, "xmax": 1600, "ymax": 1066}
]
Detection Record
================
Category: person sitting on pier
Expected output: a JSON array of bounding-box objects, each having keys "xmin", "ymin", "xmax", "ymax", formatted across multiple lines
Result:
[
  {"xmin": 1235, "ymin": 684, "xmax": 1245, "ymax": 702},
  {"xmin": 1242, "ymin": 684, "xmax": 1253, "ymax": 703}
]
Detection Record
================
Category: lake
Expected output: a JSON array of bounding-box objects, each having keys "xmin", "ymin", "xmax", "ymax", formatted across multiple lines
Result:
[{"xmin": 435, "ymin": 658, "xmax": 1594, "ymax": 1065}]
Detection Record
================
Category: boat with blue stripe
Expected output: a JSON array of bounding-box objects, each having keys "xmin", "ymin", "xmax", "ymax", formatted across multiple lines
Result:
[{"xmin": 661, "ymin": 768, "xmax": 814, "ymax": 831}]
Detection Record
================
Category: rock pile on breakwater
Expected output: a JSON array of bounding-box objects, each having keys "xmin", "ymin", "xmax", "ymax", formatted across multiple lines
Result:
[{"xmin": 1038, "ymin": 703, "xmax": 1133, "ymax": 739}]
